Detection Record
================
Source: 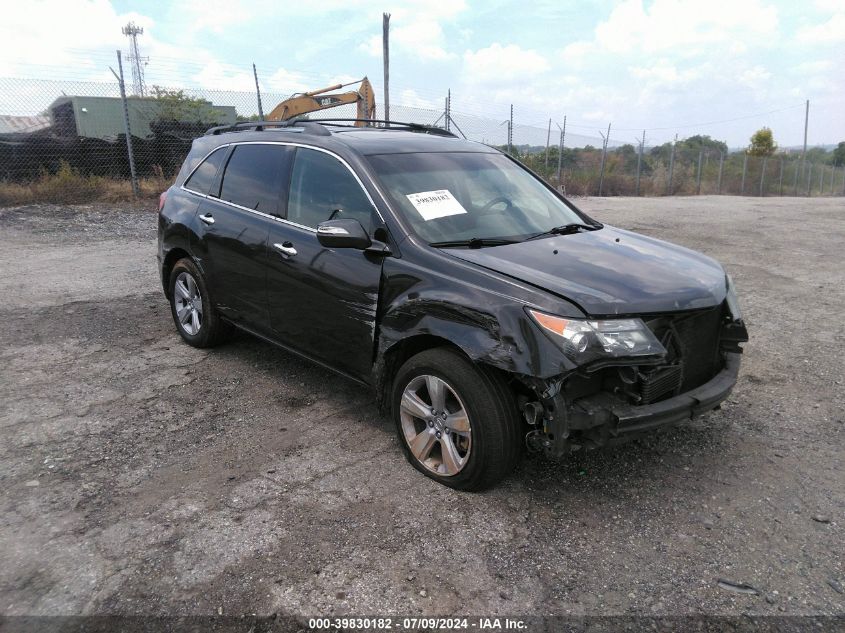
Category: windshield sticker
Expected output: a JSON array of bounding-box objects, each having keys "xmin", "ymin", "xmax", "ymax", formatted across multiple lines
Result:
[{"xmin": 406, "ymin": 190, "xmax": 468, "ymax": 221}]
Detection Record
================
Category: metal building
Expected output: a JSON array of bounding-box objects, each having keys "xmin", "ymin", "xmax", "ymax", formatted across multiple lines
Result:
[{"xmin": 47, "ymin": 96, "xmax": 237, "ymax": 140}]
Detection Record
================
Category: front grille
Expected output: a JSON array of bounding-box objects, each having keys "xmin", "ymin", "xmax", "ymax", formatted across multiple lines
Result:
[
  {"xmin": 638, "ymin": 305, "xmax": 724, "ymax": 403},
  {"xmin": 671, "ymin": 306, "xmax": 723, "ymax": 390}
]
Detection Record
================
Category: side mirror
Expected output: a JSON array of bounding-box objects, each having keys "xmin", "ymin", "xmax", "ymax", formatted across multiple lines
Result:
[{"xmin": 316, "ymin": 218, "xmax": 372, "ymax": 250}]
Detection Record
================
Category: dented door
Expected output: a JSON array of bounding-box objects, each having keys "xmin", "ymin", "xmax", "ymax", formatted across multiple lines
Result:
[
  {"xmin": 265, "ymin": 147, "xmax": 384, "ymax": 381},
  {"xmin": 265, "ymin": 221, "xmax": 382, "ymax": 381}
]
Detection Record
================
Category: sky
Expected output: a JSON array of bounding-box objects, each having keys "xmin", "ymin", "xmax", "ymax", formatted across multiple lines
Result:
[{"xmin": 0, "ymin": 0, "xmax": 843, "ymax": 148}]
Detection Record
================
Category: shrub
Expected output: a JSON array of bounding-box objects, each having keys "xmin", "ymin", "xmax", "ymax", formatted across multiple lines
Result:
[{"xmin": 0, "ymin": 161, "xmax": 167, "ymax": 206}]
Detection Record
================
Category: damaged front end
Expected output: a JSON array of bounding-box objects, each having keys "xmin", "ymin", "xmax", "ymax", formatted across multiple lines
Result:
[{"xmin": 520, "ymin": 303, "xmax": 749, "ymax": 458}]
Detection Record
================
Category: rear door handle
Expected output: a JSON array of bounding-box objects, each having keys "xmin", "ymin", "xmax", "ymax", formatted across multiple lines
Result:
[
  {"xmin": 273, "ymin": 242, "xmax": 297, "ymax": 258},
  {"xmin": 199, "ymin": 213, "xmax": 215, "ymax": 225}
]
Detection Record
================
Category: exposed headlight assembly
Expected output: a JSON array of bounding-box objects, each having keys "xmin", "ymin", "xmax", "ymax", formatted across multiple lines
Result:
[
  {"xmin": 725, "ymin": 274, "xmax": 742, "ymax": 321},
  {"xmin": 528, "ymin": 308, "xmax": 666, "ymax": 365}
]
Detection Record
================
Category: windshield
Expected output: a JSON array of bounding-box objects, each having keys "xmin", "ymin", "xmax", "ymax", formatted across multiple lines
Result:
[{"xmin": 367, "ymin": 152, "xmax": 592, "ymax": 244}]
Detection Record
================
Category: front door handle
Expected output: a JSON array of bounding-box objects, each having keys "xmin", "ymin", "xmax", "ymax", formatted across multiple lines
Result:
[
  {"xmin": 199, "ymin": 213, "xmax": 215, "ymax": 225},
  {"xmin": 273, "ymin": 242, "xmax": 297, "ymax": 258}
]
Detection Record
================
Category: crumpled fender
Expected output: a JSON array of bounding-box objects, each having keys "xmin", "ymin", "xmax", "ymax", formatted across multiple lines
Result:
[{"xmin": 371, "ymin": 254, "xmax": 582, "ymax": 405}]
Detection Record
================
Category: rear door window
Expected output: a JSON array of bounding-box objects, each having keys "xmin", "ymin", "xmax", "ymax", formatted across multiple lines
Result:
[
  {"xmin": 183, "ymin": 147, "xmax": 227, "ymax": 195},
  {"xmin": 218, "ymin": 144, "xmax": 291, "ymax": 216}
]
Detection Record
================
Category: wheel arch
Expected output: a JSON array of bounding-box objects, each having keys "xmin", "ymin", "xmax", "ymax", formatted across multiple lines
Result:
[
  {"xmin": 161, "ymin": 247, "xmax": 194, "ymax": 298},
  {"xmin": 372, "ymin": 326, "xmax": 521, "ymax": 415}
]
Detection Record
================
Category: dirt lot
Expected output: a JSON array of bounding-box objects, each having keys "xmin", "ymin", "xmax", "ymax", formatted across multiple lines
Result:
[{"xmin": 0, "ymin": 196, "xmax": 843, "ymax": 621}]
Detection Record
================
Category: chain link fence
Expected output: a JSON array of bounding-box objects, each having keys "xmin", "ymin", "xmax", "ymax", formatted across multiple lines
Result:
[{"xmin": 1, "ymin": 75, "xmax": 843, "ymax": 204}]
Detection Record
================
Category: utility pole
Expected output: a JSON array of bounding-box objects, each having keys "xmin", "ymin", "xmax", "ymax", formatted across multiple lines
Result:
[
  {"xmin": 545, "ymin": 118, "xmax": 551, "ymax": 169},
  {"xmin": 508, "ymin": 104, "xmax": 513, "ymax": 155},
  {"xmin": 252, "ymin": 63, "xmax": 264, "ymax": 120},
  {"xmin": 382, "ymin": 13, "xmax": 390, "ymax": 125},
  {"xmin": 121, "ymin": 22, "xmax": 147, "ymax": 96},
  {"xmin": 556, "ymin": 116, "xmax": 566, "ymax": 188},
  {"xmin": 446, "ymin": 89, "xmax": 451, "ymax": 132},
  {"xmin": 696, "ymin": 150, "xmax": 703, "ymax": 195},
  {"xmin": 110, "ymin": 51, "xmax": 139, "ymax": 198},
  {"xmin": 635, "ymin": 129, "xmax": 645, "ymax": 196},
  {"xmin": 717, "ymin": 151, "xmax": 724, "ymax": 194},
  {"xmin": 667, "ymin": 133, "xmax": 677, "ymax": 195},
  {"xmin": 801, "ymin": 99, "xmax": 809, "ymax": 170},
  {"xmin": 598, "ymin": 122, "xmax": 611, "ymax": 196}
]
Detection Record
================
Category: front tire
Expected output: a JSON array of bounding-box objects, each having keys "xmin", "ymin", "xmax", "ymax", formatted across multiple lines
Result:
[
  {"xmin": 168, "ymin": 258, "xmax": 228, "ymax": 348},
  {"xmin": 391, "ymin": 347, "xmax": 520, "ymax": 491}
]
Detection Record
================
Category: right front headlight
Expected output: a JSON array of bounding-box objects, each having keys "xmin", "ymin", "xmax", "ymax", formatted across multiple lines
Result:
[
  {"xmin": 528, "ymin": 308, "xmax": 667, "ymax": 366},
  {"xmin": 726, "ymin": 274, "xmax": 742, "ymax": 321}
]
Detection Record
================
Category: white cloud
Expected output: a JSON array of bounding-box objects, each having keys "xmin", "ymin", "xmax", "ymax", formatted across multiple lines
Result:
[
  {"xmin": 362, "ymin": 19, "xmax": 456, "ymax": 61},
  {"xmin": 359, "ymin": 0, "xmax": 467, "ymax": 61},
  {"xmin": 393, "ymin": 20, "xmax": 455, "ymax": 60},
  {"xmin": 0, "ymin": 0, "xmax": 152, "ymax": 76},
  {"xmin": 175, "ymin": 0, "xmax": 266, "ymax": 34},
  {"xmin": 629, "ymin": 60, "xmax": 700, "ymax": 87},
  {"xmin": 388, "ymin": 0, "xmax": 467, "ymax": 21},
  {"xmin": 362, "ymin": 24, "xmax": 452, "ymax": 60},
  {"xmin": 360, "ymin": 35, "xmax": 383, "ymax": 57},
  {"xmin": 265, "ymin": 68, "xmax": 317, "ymax": 95},
  {"xmin": 561, "ymin": 41, "xmax": 592, "ymax": 67},
  {"xmin": 813, "ymin": 0, "xmax": 844, "ymax": 12},
  {"xmin": 795, "ymin": 59, "xmax": 834, "ymax": 74},
  {"xmin": 592, "ymin": 0, "xmax": 779, "ymax": 54},
  {"xmin": 736, "ymin": 65, "xmax": 773, "ymax": 89},
  {"xmin": 192, "ymin": 61, "xmax": 256, "ymax": 92},
  {"xmin": 399, "ymin": 88, "xmax": 441, "ymax": 109},
  {"xmin": 796, "ymin": 12, "xmax": 845, "ymax": 42},
  {"xmin": 463, "ymin": 43, "xmax": 550, "ymax": 83},
  {"xmin": 582, "ymin": 110, "xmax": 612, "ymax": 122}
]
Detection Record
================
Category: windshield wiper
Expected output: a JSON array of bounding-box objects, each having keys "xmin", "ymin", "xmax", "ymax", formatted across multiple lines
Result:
[
  {"xmin": 525, "ymin": 222, "xmax": 602, "ymax": 241},
  {"xmin": 429, "ymin": 237, "xmax": 520, "ymax": 249}
]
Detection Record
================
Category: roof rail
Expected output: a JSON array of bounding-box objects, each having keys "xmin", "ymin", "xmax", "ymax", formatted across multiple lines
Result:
[
  {"xmin": 298, "ymin": 118, "xmax": 458, "ymax": 137},
  {"xmin": 204, "ymin": 118, "xmax": 457, "ymax": 138},
  {"xmin": 204, "ymin": 120, "xmax": 330, "ymax": 136}
]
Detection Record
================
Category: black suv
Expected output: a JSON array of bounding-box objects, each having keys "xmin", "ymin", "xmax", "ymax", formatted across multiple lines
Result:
[{"xmin": 158, "ymin": 120, "xmax": 748, "ymax": 490}]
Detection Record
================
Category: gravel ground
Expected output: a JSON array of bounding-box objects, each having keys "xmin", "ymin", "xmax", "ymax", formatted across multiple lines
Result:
[{"xmin": 0, "ymin": 196, "xmax": 843, "ymax": 621}]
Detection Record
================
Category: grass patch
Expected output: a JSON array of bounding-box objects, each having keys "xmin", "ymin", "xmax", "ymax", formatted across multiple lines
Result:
[{"xmin": 0, "ymin": 162, "xmax": 170, "ymax": 206}]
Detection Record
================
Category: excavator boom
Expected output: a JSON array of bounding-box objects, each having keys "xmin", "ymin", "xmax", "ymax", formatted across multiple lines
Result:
[{"xmin": 266, "ymin": 77, "xmax": 375, "ymax": 126}]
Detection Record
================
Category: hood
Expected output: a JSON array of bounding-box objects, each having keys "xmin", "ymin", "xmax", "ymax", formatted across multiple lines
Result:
[{"xmin": 445, "ymin": 226, "xmax": 727, "ymax": 315}]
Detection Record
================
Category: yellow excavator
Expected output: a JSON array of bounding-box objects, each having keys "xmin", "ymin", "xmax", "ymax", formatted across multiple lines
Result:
[{"xmin": 266, "ymin": 77, "xmax": 376, "ymax": 126}]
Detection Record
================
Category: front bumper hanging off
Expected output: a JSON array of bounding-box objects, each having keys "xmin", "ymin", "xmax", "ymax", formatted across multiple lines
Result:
[{"xmin": 542, "ymin": 352, "xmax": 741, "ymax": 457}]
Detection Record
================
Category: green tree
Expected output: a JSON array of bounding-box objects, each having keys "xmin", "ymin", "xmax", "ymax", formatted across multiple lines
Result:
[
  {"xmin": 149, "ymin": 86, "xmax": 221, "ymax": 123},
  {"xmin": 748, "ymin": 127, "xmax": 777, "ymax": 157},
  {"xmin": 803, "ymin": 146, "xmax": 833, "ymax": 165},
  {"xmin": 681, "ymin": 134, "xmax": 728, "ymax": 155},
  {"xmin": 832, "ymin": 141, "xmax": 845, "ymax": 167}
]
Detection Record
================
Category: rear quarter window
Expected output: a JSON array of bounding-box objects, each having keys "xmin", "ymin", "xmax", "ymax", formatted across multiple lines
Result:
[{"xmin": 183, "ymin": 147, "xmax": 227, "ymax": 195}]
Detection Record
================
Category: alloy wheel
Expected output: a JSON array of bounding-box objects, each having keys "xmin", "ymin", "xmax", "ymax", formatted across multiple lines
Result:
[
  {"xmin": 399, "ymin": 374, "xmax": 472, "ymax": 476},
  {"xmin": 174, "ymin": 271, "xmax": 203, "ymax": 336}
]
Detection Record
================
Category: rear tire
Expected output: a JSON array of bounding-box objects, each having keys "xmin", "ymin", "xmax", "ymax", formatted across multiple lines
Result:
[
  {"xmin": 391, "ymin": 347, "xmax": 520, "ymax": 491},
  {"xmin": 168, "ymin": 258, "xmax": 229, "ymax": 348}
]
